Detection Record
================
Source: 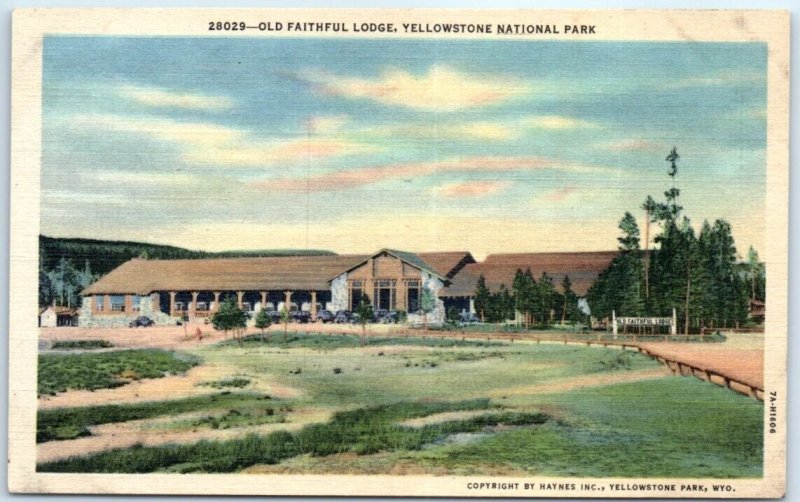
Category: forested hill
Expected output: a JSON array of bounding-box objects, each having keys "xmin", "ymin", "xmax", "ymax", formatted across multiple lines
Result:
[
  {"xmin": 40, "ymin": 235, "xmax": 335, "ymax": 275},
  {"xmin": 39, "ymin": 235, "xmax": 335, "ymax": 307}
]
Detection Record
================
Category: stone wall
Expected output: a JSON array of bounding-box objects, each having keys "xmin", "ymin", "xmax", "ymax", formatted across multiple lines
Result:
[
  {"xmin": 330, "ymin": 273, "xmax": 348, "ymax": 311},
  {"xmin": 78, "ymin": 294, "xmax": 176, "ymax": 328},
  {"xmin": 407, "ymin": 272, "xmax": 445, "ymax": 326}
]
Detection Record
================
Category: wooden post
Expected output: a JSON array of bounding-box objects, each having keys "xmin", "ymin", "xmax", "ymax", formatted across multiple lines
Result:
[
  {"xmin": 237, "ymin": 291, "xmax": 245, "ymax": 310},
  {"xmin": 190, "ymin": 291, "xmax": 199, "ymax": 318},
  {"xmin": 311, "ymin": 291, "xmax": 318, "ymax": 318},
  {"xmin": 260, "ymin": 291, "xmax": 267, "ymax": 311},
  {"xmin": 284, "ymin": 291, "xmax": 292, "ymax": 311},
  {"xmin": 212, "ymin": 291, "xmax": 221, "ymax": 313},
  {"xmin": 169, "ymin": 291, "xmax": 176, "ymax": 316}
]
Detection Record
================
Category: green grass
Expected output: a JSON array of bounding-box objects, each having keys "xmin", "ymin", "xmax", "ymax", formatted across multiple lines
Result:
[
  {"xmin": 37, "ymin": 339, "xmax": 763, "ymax": 477},
  {"xmin": 38, "ymin": 349, "xmax": 200, "ymax": 396},
  {"xmin": 409, "ymin": 378, "xmax": 763, "ymax": 478},
  {"xmin": 38, "ymin": 399, "xmax": 550, "ymax": 473},
  {"xmin": 216, "ymin": 333, "xmax": 507, "ymax": 350},
  {"xmin": 37, "ymin": 392, "xmax": 272, "ymax": 442},
  {"xmin": 198, "ymin": 377, "xmax": 251, "ymax": 389},
  {"xmin": 50, "ymin": 340, "xmax": 114, "ymax": 350}
]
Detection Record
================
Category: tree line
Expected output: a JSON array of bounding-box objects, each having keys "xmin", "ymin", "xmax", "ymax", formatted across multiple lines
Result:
[
  {"xmin": 473, "ymin": 271, "xmax": 581, "ymax": 327},
  {"xmin": 586, "ymin": 148, "xmax": 765, "ymax": 333},
  {"xmin": 38, "ymin": 235, "xmax": 335, "ymax": 308}
]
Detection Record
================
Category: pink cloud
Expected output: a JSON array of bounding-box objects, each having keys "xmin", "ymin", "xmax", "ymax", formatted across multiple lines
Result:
[
  {"xmin": 250, "ymin": 156, "xmax": 590, "ymax": 193},
  {"xmin": 600, "ymin": 139, "xmax": 660, "ymax": 152},
  {"xmin": 434, "ymin": 180, "xmax": 512, "ymax": 198},
  {"xmin": 543, "ymin": 187, "xmax": 577, "ymax": 202}
]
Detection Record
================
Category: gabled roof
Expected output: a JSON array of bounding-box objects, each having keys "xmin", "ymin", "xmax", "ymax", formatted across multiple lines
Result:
[
  {"xmin": 336, "ymin": 249, "xmax": 447, "ymax": 281},
  {"xmin": 416, "ymin": 251, "xmax": 475, "ymax": 279},
  {"xmin": 440, "ymin": 251, "xmax": 617, "ymax": 297}
]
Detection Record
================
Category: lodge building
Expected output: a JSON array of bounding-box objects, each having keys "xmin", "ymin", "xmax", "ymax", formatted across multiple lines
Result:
[{"xmin": 79, "ymin": 248, "xmax": 617, "ymax": 327}]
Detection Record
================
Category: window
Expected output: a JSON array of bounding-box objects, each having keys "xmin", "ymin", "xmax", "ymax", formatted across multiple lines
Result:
[
  {"xmin": 95, "ymin": 295, "xmax": 105, "ymax": 312},
  {"xmin": 110, "ymin": 295, "xmax": 125, "ymax": 312},
  {"xmin": 196, "ymin": 301, "xmax": 208, "ymax": 311},
  {"xmin": 349, "ymin": 280, "xmax": 363, "ymax": 311},
  {"xmin": 174, "ymin": 301, "xmax": 186, "ymax": 312},
  {"xmin": 242, "ymin": 302, "xmax": 252, "ymax": 312},
  {"xmin": 406, "ymin": 280, "xmax": 421, "ymax": 312},
  {"xmin": 374, "ymin": 279, "xmax": 397, "ymax": 310},
  {"xmin": 132, "ymin": 295, "xmax": 141, "ymax": 312}
]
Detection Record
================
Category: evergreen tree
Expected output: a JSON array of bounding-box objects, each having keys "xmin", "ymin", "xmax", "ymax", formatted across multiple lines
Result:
[
  {"xmin": 474, "ymin": 274, "xmax": 490, "ymax": 322},
  {"xmin": 212, "ymin": 298, "xmax": 247, "ymax": 346},
  {"xmin": 561, "ymin": 275, "xmax": 578, "ymax": 324},
  {"xmin": 254, "ymin": 308, "xmax": 272, "ymax": 342},
  {"xmin": 355, "ymin": 294, "xmax": 374, "ymax": 345}
]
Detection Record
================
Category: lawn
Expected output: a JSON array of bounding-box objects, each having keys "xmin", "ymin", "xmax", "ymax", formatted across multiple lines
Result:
[
  {"xmin": 38, "ymin": 349, "xmax": 199, "ymax": 396},
  {"xmin": 37, "ymin": 335, "xmax": 763, "ymax": 477}
]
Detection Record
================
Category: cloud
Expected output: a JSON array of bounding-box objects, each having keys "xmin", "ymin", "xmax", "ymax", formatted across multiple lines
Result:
[
  {"xmin": 542, "ymin": 187, "xmax": 577, "ymax": 202},
  {"xmin": 433, "ymin": 180, "xmax": 512, "ymax": 198},
  {"xmin": 118, "ymin": 85, "xmax": 234, "ymax": 111},
  {"xmin": 69, "ymin": 113, "xmax": 374, "ymax": 167},
  {"xmin": 251, "ymin": 156, "xmax": 609, "ymax": 193},
  {"xmin": 664, "ymin": 71, "xmax": 765, "ymax": 90},
  {"xmin": 306, "ymin": 115, "xmax": 349, "ymax": 134},
  {"xmin": 363, "ymin": 115, "xmax": 598, "ymax": 143},
  {"xmin": 597, "ymin": 139, "xmax": 661, "ymax": 152},
  {"xmin": 520, "ymin": 115, "xmax": 599, "ymax": 130},
  {"xmin": 296, "ymin": 65, "xmax": 531, "ymax": 111}
]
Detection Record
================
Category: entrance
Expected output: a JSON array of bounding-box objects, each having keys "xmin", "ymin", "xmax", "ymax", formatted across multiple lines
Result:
[{"xmin": 373, "ymin": 279, "xmax": 396, "ymax": 310}]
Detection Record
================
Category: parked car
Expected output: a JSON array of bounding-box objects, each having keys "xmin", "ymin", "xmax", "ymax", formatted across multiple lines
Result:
[
  {"xmin": 458, "ymin": 312, "xmax": 481, "ymax": 326},
  {"xmin": 290, "ymin": 311, "xmax": 311, "ymax": 323},
  {"xmin": 265, "ymin": 310, "xmax": 282, "ymax": 323},
  {"xmin": 375, "ymin": 309, "xmax": 399, "ymax": 324},
  {"xmin": 315, "ymin": 310, "xmax": 336, "ymax": 323},
  {"xmin": 334, "ymin": 310, "xmax": 353, "ymax": 324},
  {"xmin": 129, "ymin": 316, "xmax": 154, "ymax": 328}
]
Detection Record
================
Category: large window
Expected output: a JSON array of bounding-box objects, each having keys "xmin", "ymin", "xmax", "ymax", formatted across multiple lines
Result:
[
  {"xmin": 95, "ymin": 295, "xmax": 105, "ymax": 312},
  {"xmin": 406, "ymin": 280, "xmax": 420, "ymax": 313},
  {"xmin": 374, "ymin": 279, "xmax": 396, "ymax": 310},
  {"xmin": 348, "ymin": 280, "xmax": 363, "ymax": 311},
  {"xmin": 132, "ymin": 295, "xmax": 142, "ymax": 312},
  {"xmin": 110, "ymin": 295, "xmax": 125, "ymax": 312}
]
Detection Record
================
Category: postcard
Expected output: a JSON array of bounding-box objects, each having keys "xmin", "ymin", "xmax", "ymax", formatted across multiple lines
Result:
[{"xmin": 8, "ymin": 8, "xmax": 789, "ymax": 497}]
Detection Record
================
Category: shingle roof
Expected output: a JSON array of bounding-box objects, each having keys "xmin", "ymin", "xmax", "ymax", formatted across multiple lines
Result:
[
  {"xmin": 82, "ymin": 255, "xmax": 369, "ymax": 295},
  {"xmin": 439, "ymin": 251, "xmax": 617, "ymax": 297},
  {"xmin": 340, "ymin": 249, "xmax": 449, "ymax": 281},
  {"xmin": 416, "ymin": 251, "xmax": 475, "ymax": 278}
]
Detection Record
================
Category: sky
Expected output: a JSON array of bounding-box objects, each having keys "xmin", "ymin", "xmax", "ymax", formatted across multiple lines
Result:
[{"xmin": 41, "ymin": 37, "xmax": 767, "ymax": 259}]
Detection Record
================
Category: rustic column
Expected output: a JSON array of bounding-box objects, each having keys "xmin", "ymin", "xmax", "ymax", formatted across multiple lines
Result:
[
  {"xmin": 212, "ymin": 291, "xmax": 221, "ymax": 312},
  {"xmin": 310, "ymin": 291, "xmax": 318, "ymax": 318},
  {"xmin": 284, "ymin": 291, "xmax": 293, "ymax": 311},
  {"xmin": 469, "ymin": 297, "xmax": 475, "ymax": 315},
  {"xmin": 237, "ymin": 291, "xmax": 245, "ymax": 310},
  {"xmin": 190, "ymin": 291, "xmax": 199, "ymax": 318},
  {"xmin": 260, "ymin": 291, "xmax": 267, "ymax": 310},
  {"xmin": 396, "ymin": 280, "xmax": 407, "ymax": 311},
  {"xmin": 169, "ymin": 291, "xmax": 176, "ymax": 316}
]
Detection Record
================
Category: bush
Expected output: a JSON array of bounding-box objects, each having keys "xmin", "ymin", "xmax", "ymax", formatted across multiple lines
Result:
[{"xmin": 50, "ymin": 340, "xmax": 113, "ymax": 350}]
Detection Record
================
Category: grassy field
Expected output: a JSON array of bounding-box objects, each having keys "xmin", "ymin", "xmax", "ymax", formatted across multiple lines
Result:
[
  {"xmin": 37, "ymin": 334, "xmax": 763, "ymax": 477},
  {"xmin": 38, "ymin": 349, "xmax": 199, "ymax": 396}
]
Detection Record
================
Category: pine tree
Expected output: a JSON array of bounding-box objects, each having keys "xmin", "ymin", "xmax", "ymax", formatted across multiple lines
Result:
[{"xmin": 474, "ymin": 274, "xmax": 490, "ymax": 322}]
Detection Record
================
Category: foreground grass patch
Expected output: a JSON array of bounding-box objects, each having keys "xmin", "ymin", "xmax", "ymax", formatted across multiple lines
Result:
[
  {"xmin": 37, "ymin": 392, "xmax": 272, "ymax": 443},
  {"xmin": 38, "ymin": 349, "xmax": 200, "ymax": 396},
  {"xmin": 218, "ymin": 333, "xmax": 507, "ymax": 350},
  {"xmin": 412, "ymin": 378, "xmax": 763, "ymax": 478},
  {"xmin": 38, "ymin": 399, "xmax": 549, "ymax": 473},
  {"xmin": 50, "ymin": 340, "xmax": 114, "ymax": 350}
]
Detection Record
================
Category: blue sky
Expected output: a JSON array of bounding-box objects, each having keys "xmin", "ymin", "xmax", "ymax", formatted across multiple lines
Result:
[{"xmin": 41, "ymin": 37, "xmax": 766, "ymax": 258}]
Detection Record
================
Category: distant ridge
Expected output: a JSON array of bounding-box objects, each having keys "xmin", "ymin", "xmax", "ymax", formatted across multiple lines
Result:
[{"xmin": 39, "ymin": 235, "xmax": 336, "ymax": 276}]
